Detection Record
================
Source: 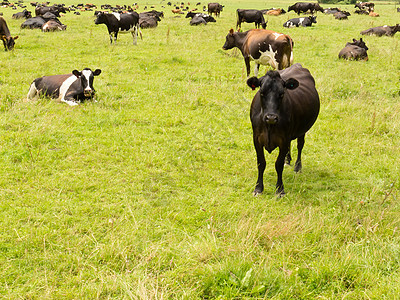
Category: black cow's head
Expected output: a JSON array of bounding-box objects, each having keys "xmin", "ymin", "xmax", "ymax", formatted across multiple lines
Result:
[
  {"xmin": 222, "ymin": 28, "xmax": 236, "ymax": 50},
  {"xmin": 94, "ymin": 12, "xmax": 108, "ymax": 25},
  {"xmin": 247, "ymin": 71, "xmax": 299, "ymax": 125},
  {"xmin": 350, "ymin": 38, "xmax": 368, "ymax": 50},
  {"xmin": 309, "ymin": 16, "xmax": 317, "ymax": 23},
  {"xmin": 72, "ymin": 68, "xmax": 102, "ymax": 97},
  {"xmin": 2, "ymin": 35, "xmax": 18, "ymax": 51}
]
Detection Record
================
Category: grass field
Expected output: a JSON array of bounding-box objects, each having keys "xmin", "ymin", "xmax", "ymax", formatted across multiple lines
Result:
[{"xmin": 1, "ymin": 0, "xmax": 400, "ymax": 298}]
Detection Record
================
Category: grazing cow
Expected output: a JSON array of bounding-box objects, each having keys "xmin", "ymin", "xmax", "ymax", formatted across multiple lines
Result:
[
  {"xmin": 95, "ymin": 12, "xmax": 141, "ymax": 44},
  {"xmin": 222, "ymin": 28, "xmax": 294, "ymax": 76},
  {"xmin": 27, "ymin": 68, "xmax": 102, "ymax": 106},
  {"xmin": 42, "ymin": 19, "xmax": 66, "ymax": 31},
  {"xmin": 247, "ymin": 63, "xmax": 320, "ymax": 196},
  {"xmin": 338, "ymin": 38, "xmax": 368, "ymax": 60},
  {"xmin": 360, "ymin": 24, "xmax": 400, "ymax": 36},
  {"xmin": 355, "ymin": 2, "xmax": 374, "ymax": 12},
  {"xmin": 207, "ymin": 2, "xmax": 223, "ymax": 17},
  {"xmin": 0, "ymin": 16, "xmax": 18, "ymax": 51},
  {"xmin": 236, "ymin": 9, "xmax": 267, "ymax": 29},
  {"xmin": 288, "ymin": 2, "xmax": 324, "ymax": 15},
  {"xmin": 283, "ymin": 16, "xmax": 317, "ymax": 27},
  {"xmin": 12, "ymin": 9, "xmax": 32, "ymax": 19}
]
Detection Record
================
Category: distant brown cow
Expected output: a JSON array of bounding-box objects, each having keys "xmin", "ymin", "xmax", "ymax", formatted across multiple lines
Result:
[
  {"xmin": 266, "ymin": 8, "xmax": 283, "ymax": 16},
  {"xmin": 369, "ymin": 11, "xmax": 379, "ymax": 17},
  {"xmin": 222, "ymin": 28, "xmax": 294, "ymax": 76},
  {"xmin": 42, "ymin": 19, "xmax": 67, "ymax": 31},
  {"xmin": 208, "ymin": 2, "xmax": 223, "ymax": 17}
]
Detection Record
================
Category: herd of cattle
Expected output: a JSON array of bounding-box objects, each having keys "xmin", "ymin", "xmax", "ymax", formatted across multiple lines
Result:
[{"xmin": 1, "ymin": 1, "xmax": 399, "ymax": 195}]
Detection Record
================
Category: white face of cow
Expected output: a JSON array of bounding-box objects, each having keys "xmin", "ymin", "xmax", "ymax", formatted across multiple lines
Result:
[{"xmin": 81, "ymin": 69, "xmax": 94, "ymax": 96}]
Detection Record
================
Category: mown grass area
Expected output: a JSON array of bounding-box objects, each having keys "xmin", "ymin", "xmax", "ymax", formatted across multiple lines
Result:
[{"xmin": 1, "ymin": 0, "xmax": 400, "ymax": 298}]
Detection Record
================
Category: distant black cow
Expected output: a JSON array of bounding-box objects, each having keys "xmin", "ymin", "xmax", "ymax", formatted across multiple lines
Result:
[
  {"xmin": 334, "ymin": 11, "xmax": 349, "ymax": 19},
  {"xmin": 12, "ymin": 9, "xmax": 32, "ymax": 19},
  {"xmin": 0, "ymin": 16, "xmax": 18, "ymax": 50},
  {"xmin": 35, "ymin": 4, "xmax": 66, "ymax": 17},
  {"xmin": 237, "ymin": 9, "xmax": 267, "ymax": 29},
  {"xmin": 283, "ymin": 16, "xmax": 316, "ymax": 27},
  {"xmin": 361, "ymin": 24, "xmax": 400, "ymax": 36},
  {"xmin": 95, "ymin": 12, "xmax": 141, "ymax": 44},
  {"xmin": 27, "ymin": 68, "xmax": 102, "ymax": 106},
  {"xmin": 222, "ymin": 28, "xmax": 294, "ymax": 76},
  {"xmin": 247, "ymin": 63, "xmax": 320, "ymax": 196},
  {"xmin": 207, "ymin": 2, "xmax": 223, "ymax": 17},
  {"xmin": 354, "ymin": 9, "xmax": 369, "ymax": 15},
  {"xmin": 338, "ymin": 38, "xmax": 368, "ymax": 60},
  {"xmin": 288, "ymin": 2, "xmax": 324, "ymax": 15},
  {"xmin": 21, "ymin": 13, "xmax": 62, "ymax": 29},
  {"xmin": 139, "ymin": 15, "xmax": 160, "ymax": 28},
  {"xmin": 139, "ymin": 10, "xmax": 164, "ymax": 19}
]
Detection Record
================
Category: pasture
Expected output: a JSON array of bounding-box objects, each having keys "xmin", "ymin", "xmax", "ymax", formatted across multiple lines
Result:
[{"xmin": 1, "ymin": 0, "xmax": 400, "ymax": 298}]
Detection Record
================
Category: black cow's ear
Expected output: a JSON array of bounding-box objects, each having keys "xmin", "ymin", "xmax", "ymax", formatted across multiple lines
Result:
[
  {"xmin": 72, "ymin": 70, "xmax": 81, "ymax": 77},
  {"xmin": 229, "ymin": 28, "xmax": 234, "ymax": 35},
  {"xmin": 284, "ymin": 78, "xmax": 299, "ymax": 90},
  {"xmin": 93, "ymin": 69, "xmax": 102, "ymax": 76},
  {"xmin": 247, "ymin": 77, "xmax": 260, "ymax": 90}
]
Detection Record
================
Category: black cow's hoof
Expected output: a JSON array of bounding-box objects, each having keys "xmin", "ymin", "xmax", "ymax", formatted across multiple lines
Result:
[
  {"xmin": 294, "ymin": 161, "xmax": 302, "ymax": 173},
  {"xmin": 253, "ymin": 188, "xmax": 263, "ymax": 196}
]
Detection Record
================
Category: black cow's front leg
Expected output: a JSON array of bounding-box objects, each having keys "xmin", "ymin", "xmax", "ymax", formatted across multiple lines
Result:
[
  {"xmin": 275, "ymin": 144, "xmax": 290, "ymax": 196},
  {"xmin": 253, "ymin": 137, "xmax": 266, "ymax": 196},
  {"xmin": 294, "ymin": 134, "xmax": 305, "ymax": 173}
]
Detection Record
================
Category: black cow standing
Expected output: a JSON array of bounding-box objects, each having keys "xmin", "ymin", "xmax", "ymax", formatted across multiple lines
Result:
[
  {"xmin": 288, "ymin": 2, "xmax": 324, "ymax": 15},
  {"xmin": 95, "ymin": 12, "xmax": 141, "ymax": 44},
  {"xmin": 0, "ymin": 16, "xmax": 18, "ymax": 51},
  {"xmin": 247, "ymin": 63, "xmax": 320, "ymax": 196},
  {"xmin": 27, "ymin": 68, "xmax": 102, "ymax": 106},
  {"xmin": 237, "ymin": 9, "xmax": 267, "ymax": 30}
]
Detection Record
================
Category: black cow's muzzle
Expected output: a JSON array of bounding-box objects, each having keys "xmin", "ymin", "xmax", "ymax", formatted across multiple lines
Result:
[{"xmin": 265, "ymin": 114, "xmax": 278, "ymax": 125}]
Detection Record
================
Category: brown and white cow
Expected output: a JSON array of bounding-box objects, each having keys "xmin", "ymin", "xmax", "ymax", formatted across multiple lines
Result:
[
  {"xmin": 222, "ymin": 28, "xmax": 294, "ymax": 76},
  {"xmin": 0, "ymin": 16, "xmax": 18, "ymax": 51},
  {"xmin": 27, "ymin": 68, "xmax": 101, "ymax": 106}
]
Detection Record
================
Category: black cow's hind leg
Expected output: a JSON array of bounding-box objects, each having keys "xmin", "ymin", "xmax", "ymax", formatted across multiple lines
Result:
[{"xmin": 294, "ymin": 134, "xmax": 305, "ymax": 173}]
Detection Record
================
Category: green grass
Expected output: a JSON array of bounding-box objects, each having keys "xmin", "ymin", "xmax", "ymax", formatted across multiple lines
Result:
[{"xmin": 1, "ymin": 0, "xmax": 400, "ymax": 298}]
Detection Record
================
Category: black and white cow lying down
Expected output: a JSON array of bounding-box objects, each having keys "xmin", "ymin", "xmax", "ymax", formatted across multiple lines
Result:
[
  {"xmin": 27, "ymin": 68, "xmax": 101, "ymax": 106},
  {"xmin": 283, "ymin": 16, "xmax": 317, "ymax": 27}
]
